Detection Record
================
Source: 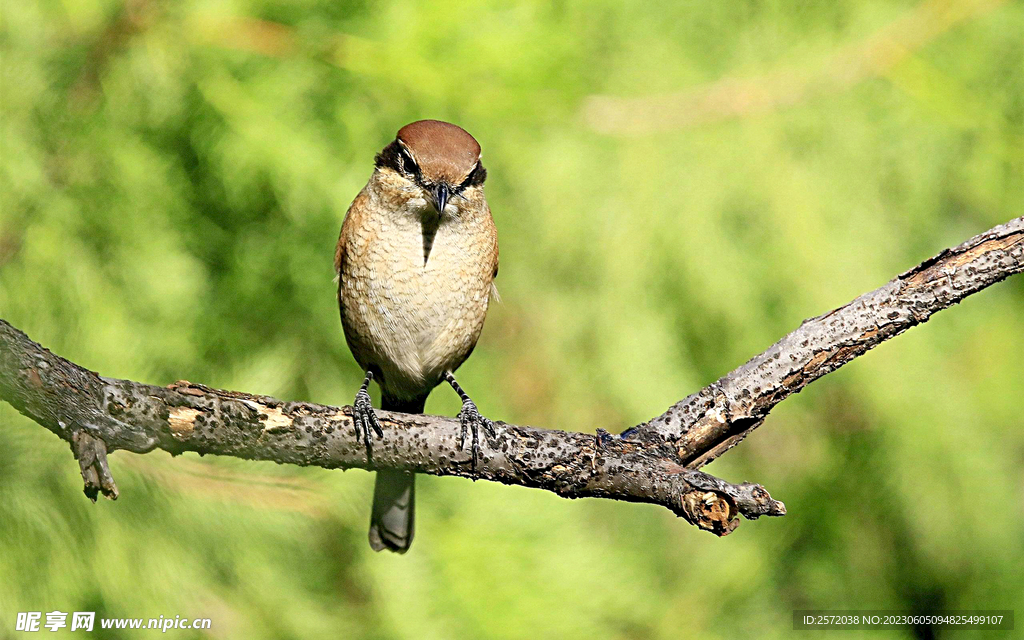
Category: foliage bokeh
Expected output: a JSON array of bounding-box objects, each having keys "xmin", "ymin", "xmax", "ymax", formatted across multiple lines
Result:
[{"xmin": 2, "ymin": 0, "xmax": 1022, "ymax": 638}]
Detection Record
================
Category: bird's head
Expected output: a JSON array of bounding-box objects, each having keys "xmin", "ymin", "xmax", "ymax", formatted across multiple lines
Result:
[{"xmin": 374, "ymin": 120, "xmax": 487, "ymax": 216}]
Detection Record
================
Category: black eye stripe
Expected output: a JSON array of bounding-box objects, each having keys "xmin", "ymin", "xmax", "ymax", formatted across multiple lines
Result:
[
  {"xmin": 374, "ymin": 140, "xmax": 421, "ymax": 179},
  {"xmin": 458, "ymin": 162, "xmax": 487, "ymax": 191},
  {"xmin": 374, "ymin": 141, "xmax": 403, "ymax": 174},
  {"xmin": 375, "ymin": 141, "xmax": 485, "ymax": 189}
]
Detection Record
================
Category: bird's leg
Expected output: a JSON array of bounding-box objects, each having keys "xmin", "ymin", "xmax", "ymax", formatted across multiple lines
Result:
[
  {"xmin": 444, "ymin": 371, "xmax": 495, "ymax": 471},
  {"xmin": 352, "ymin": 371, "xmax": 384, "ymax": 459}
]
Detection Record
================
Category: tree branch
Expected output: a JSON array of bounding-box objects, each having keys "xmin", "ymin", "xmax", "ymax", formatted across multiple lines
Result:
[
  {"xmin": 633, "ymin": 216, "xmax": 1024, "ymax": 469},
  {"xmin": 1, "ymin": 217, "xmax": 1021, "ymax": 536}
]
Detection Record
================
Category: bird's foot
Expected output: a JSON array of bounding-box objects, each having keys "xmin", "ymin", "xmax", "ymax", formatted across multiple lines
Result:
[
  {"xmin": 352, "ymin": 372, "xmax": 383, "ymax": 458},
  {"xmin": 457, "ymin": 398, "xmax": 495, "ymax": 471},
  {"xmin": 444, "ymin": 371, "xmax": 495, "ymax": 472}
]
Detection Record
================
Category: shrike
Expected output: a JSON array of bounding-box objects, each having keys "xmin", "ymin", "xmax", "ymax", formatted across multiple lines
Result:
[{"xmin": 335, "ymin": 120, "xmax": 498, "ymax": 553}]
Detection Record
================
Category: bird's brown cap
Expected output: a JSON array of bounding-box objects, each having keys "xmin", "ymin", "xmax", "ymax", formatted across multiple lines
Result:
[{"xmin": 396, "ymin": 120, "xmax": 481, "ymax": 184}]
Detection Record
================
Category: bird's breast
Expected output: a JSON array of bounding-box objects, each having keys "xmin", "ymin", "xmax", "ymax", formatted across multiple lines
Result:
[{"xmin": 340, "ymin": 205, "xmax": 496, "ymax": 397}]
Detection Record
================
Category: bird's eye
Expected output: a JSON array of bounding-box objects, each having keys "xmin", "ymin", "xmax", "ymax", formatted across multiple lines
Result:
[{"xmin": 400, "ymin": 150, "xmax": 419, "ymax": 175}]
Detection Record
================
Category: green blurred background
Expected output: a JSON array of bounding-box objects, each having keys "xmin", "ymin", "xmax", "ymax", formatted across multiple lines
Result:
[{"xmin": 2, "ymin": 0, "xmax": 1022, "ymax": 637}]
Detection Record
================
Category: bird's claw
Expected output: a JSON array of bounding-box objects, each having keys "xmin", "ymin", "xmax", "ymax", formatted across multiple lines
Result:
[
  {"xmin": 457, "ymin": 399, "xmax": 494, "ymax": 471},
  {"xmin": 352, "ymin": 385, "xmax": 383, "ymax": 459}
]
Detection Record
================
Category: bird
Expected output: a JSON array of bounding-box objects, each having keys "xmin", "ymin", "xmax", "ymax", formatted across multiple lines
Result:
[{"xmin": 335, "ymin": 120, "xmax": 499, "ymax": 553}]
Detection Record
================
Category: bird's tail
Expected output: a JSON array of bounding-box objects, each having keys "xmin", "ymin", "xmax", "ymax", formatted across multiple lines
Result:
[{"xmin": 368, "ymin": 395, "xmax": 426, "ymax": 553}]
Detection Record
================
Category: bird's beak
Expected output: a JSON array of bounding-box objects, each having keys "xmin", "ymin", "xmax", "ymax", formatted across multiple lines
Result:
[{"xmin": 432, "ymin": 184, "xmax": 449, "ymax": 216}]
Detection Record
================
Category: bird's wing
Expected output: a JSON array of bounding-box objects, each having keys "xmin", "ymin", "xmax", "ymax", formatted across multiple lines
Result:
[
  {"xmin": 488, "ymin": 207, "xmax": 499, "ymax": 300},
  {"xmin": 489, "ymin": 249, "xmax": 500, "ymax": 302},
  {"xmin": 335, "ymin": 189, "xmax": 371, "ymax": 308},
  {"xmin": 334, "ymin": 226, "xmax": 346, "ymax": 307},
  {"xmin": 334, "ymin": 235, "xmax": 345, "ymax": 280}
]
